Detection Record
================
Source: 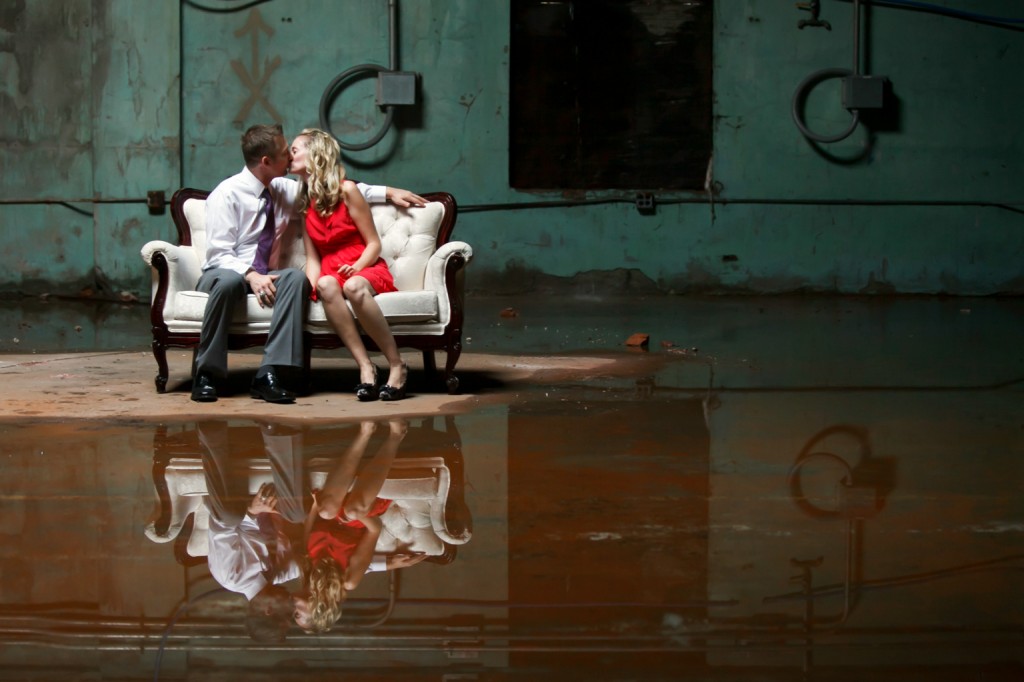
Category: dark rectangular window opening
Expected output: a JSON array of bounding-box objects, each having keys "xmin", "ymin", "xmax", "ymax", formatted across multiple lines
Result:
[{"xmin": 510, "ymin": 0, "xmax": 713, "ymax": 191}]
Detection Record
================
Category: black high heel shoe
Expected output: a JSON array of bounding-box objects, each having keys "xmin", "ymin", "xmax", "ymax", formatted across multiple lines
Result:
[
  {"xmin": 378, "ymin": 383, "xmax": 407, "ymax": 401},
  {"xmin": 355, "ymin": 366, "xmax": 381, "ymax": 402},
  {"xmin": 379, "ymin": 363, "xmax": 408, "ymax": 401}
]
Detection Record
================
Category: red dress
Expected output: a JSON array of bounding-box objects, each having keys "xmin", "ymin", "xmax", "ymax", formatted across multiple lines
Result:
[
  {"xmin": 307, "ymin": 497, "xmax": 392, "ymax": 571},
  {"xmin": 305, "ymin": 200, "xmax": 397, "ymax": 298}
]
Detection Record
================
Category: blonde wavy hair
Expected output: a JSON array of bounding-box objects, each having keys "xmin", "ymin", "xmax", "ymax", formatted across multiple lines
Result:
[
  {"xmin": 296, "ymin": 127, "xmax": 348, "ymax": 217},
  {"xmin": 302, "ymin": 555, "xmax": 347, "ymax": 633}
]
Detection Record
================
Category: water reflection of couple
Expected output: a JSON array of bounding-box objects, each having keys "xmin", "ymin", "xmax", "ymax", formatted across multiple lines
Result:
[{"xmin": 199, "ymin": 418, "xmax": 424, "ymax": 641}]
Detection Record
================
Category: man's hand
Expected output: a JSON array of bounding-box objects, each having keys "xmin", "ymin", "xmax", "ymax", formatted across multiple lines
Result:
[
  {"xmin": 248, "ymin": 482, "xmax": 280, "ymax": 515},
  {"xmin": 246, "ymin": 271, "xmax": 280, "ymax": 308},
  {"xmin": 387, "ymin": 553, "xmax": 428, "ymax": 570},
  {"xmin": 385, "ymin": 187, "xmax": 427, "ymax": 208}
]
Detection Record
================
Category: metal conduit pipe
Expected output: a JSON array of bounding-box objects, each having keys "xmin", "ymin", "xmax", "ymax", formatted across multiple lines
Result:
[
  {"xmin": 9, "ymin": 633, "xmax": 1022, "ymax": 653},
  {"xmin": 792, "ymin": 0, "xmax": 863, "ymax": 143},
  {"xmin": 13, "ymin": 623, "xmax": 1018, "ymax": 641},
  {"xmin": 459, "ymin": 198, "xmax": 1024, "ymax": 215},
  {"xmin": 319, "ymin": 0, "xmax": 399, "ymax": 151},
  {"xmin": 7, "ymin": 196, "xmax": 1022, "ymax": 217},
  {"xmin": 5, "ymin": 625, "xmax": 1019, "ymax": 640}
]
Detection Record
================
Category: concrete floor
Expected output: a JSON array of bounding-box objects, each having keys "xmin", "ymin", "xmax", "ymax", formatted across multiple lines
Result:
[{"xmin": 0, "ymin": 295, "xmax": 1021, "ymax": 680}]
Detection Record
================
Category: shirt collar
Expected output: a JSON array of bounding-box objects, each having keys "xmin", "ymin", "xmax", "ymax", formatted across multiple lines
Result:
[{"xmin": 240, "ymin": 166, "xmax": 269, "ymax": 199}]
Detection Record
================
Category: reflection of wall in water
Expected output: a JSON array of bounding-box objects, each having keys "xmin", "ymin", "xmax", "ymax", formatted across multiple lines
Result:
[
  {"xmin": 706, "ymin": 391, "xmax": 1022, "ymax": 668},
  {"xmin": 507, "ymin": 397, "xmax": 711, "ymax": 669},
  {"xmin": 0, "ymin": 423, "xmax": 180, "ymax": 616}
]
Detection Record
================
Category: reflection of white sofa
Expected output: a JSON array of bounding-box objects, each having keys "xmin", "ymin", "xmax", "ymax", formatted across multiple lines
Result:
[
  {"xmin": 140, "ymin": 189, "xmax": 471, "ymax": 394},
  {"xmin": 145, "ymin": 457, "xmax": 471, "ymax": 560},
  {"xmin": 145, "ymin": 420, "xmax": 473, "ymax": 566}
]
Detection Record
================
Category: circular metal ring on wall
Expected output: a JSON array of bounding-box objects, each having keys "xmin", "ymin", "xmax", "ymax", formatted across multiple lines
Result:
[
  {"xmin": 791, "ymin": 67, "xmax": 861, "ymax": 144},
  {"xmin": 319, "ymin": 63, "xmax": 397, "ymax": 152}
]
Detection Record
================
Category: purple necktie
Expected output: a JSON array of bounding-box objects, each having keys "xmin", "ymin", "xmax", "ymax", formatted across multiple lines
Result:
[{"xmin": 251, "ymin": 189, "xmax": 275, "ymax": 275}]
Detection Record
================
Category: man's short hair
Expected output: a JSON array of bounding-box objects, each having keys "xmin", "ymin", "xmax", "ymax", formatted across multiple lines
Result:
[
  {"xmin": 241, "ymin": 124, "xmax": 284, "ymax": 167},
  {"xmin": 246, "ymin": 584, "xmax": 293, "ymax": 643}
]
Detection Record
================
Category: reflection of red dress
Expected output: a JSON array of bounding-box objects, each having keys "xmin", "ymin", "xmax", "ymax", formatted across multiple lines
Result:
[
  {"xmin": 305, "ymin": 200, "xmax": 397, "ymax": 298},
  {"xmin": 307, "ymin": 497, "xmax": 392, "ymax": 571}
]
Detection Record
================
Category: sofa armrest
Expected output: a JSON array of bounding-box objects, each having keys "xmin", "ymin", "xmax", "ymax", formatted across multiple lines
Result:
[
  {"xmin": 141, "ymin": 241, "xmax": 203, "ymax": 317},
  {"xmin": 141, "ymin": 239, "xmax": 178, "ymax": 266},
  {"xmin": 144, "ymin": 493, "xmax": 205, "ymax": 543},
  {"xmin": 423, "ymin": 240, "xmax": 473, "ymax": 302},
  {"xmin": 431, "ymin": 502, "xmax": 473, "ymax": 545}
]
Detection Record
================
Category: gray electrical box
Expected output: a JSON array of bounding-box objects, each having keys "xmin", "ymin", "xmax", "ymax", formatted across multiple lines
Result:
[
  {"xmin": 842, "ymin": 75, "xmax": 887, "ymax": 110},
  {"xmin": 377, "ymin": 71, "xmax": 418, "ymax": 106}
]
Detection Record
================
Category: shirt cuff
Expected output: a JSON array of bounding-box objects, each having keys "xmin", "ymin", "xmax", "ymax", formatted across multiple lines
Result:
[
  {"xmin": 358, "ymin": 183, "xmax": 387, "ymax": 204},
  {"xmin": 368, "ymin": 554, "xmax": 387, "ymax": 573}
]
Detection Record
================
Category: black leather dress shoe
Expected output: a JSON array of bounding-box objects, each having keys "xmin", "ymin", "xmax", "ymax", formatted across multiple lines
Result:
[
  {"xmin": 250, "ymin": 370, "xmax": 296, "ymax": 404},
  {"xmin": 191, "ymin": 373, "xmax": 218, "ymax": 402}
]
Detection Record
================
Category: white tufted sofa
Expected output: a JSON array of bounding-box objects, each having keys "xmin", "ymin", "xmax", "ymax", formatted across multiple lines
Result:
[
  {"xmin": 141, "ymin": 189, "xmax": 471, "ymax": 394},
  {"xmin": 143, "ymin": 420, "xmax": 472, "ymax": 564},
  {"xmin": 145, "ymin": 456, "xmax": 470, "ymax": 560}
]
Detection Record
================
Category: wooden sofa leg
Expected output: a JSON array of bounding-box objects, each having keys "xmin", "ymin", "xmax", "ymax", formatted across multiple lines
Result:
[
  {"xmin": 153, "ymin": 340, "xmax": 169, "ymax": 393},
  {"xmin": 444, "ymin": 342, "xmax": 462, "ymax": 394}
]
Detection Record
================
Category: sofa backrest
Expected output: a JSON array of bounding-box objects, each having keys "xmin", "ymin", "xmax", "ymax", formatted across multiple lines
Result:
[
  {"xmin": 373, "ymin": 201, "xmax": 447, "ymax": 292},
  {"xmin": 177, "ymin": 193, "xmax": 448, "ymax": 292},
  {"xmin": 182, "ymin": 197, "xmax": 209, "ymax": 263}
]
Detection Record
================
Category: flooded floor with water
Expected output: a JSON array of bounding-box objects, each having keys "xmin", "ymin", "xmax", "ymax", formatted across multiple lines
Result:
[{"xmin": 0, "ymin": 295, "xmax": 1022, "ymax": 680}]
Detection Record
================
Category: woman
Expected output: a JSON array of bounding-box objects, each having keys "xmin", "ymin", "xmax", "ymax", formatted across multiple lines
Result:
[
  {"xmin": 290, "ymin": 128, "xmax": 408, "ymax": 401},
  {"xmin": 302, "ymin": 419, "xmax": 425, "ymax": 632}
]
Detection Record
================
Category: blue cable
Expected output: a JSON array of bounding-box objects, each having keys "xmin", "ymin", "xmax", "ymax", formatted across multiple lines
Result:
[{"xmin": 838, "ymin": 0, "xmax": 1024, "ymax": 25}]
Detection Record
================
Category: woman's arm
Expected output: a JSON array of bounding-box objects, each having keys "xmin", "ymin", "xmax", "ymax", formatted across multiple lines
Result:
[
  {"xmin": 304, "ymin": 493, "xmax": 322, "ymax": 544},
  {"xmin": 343, "ymin": 515, "xmax": 382, "ymax": 591},
  {"xmin": 342, "ymin": 180, "xmax": 383, "ymax": 273},
  {"xmin": 301, "ymin": 228, "xmax": 322, "ymax": 290}
]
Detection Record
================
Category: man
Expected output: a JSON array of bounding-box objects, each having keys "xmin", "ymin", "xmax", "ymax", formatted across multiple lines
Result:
[{"xmin": 192, "ymin": 123, "xmax": 425, "ymax": 403}]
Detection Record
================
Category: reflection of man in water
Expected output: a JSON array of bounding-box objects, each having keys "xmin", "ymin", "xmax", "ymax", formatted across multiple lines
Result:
[{"xmin": 198, "ymin": 420, "xmax": 308, "ymax": 642}]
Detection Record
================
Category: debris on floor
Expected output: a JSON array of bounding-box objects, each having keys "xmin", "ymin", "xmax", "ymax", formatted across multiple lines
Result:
[{"xmin": 625, "ymin": 333, "xmax": 649, "ymax": 348}]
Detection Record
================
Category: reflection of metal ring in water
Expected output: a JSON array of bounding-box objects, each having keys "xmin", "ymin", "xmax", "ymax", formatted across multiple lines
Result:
[
  {"xmin": 787, "ymin": 450, "xmax": 853, "ymax": 519},
  {"xmin": 319, "ymin": 63, "xmax": 397, "ymax": 152}
]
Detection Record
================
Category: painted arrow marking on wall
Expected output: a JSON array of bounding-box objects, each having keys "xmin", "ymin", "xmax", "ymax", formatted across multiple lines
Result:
[{"xmin": 231, "ymin": 8, "xmax": 282, "ymax": 124}]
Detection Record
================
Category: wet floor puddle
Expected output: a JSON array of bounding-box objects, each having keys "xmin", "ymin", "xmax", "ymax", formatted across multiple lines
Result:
[{"xmin": 0, "ymin": 372, "xmax": 1020, "ymax": 680}]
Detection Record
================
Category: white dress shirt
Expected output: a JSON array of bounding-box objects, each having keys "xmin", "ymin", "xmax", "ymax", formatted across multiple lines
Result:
[
  {"xmin": 208, "ymin": 511, "xmax": 301, "ymax": 601},
  {"xmin": 207, "ymin": 510, "xmax": 388, "ymax": 600},
  {"xmin": 202, "ymin": 168, "xmax": 386, "ymax": 275}
]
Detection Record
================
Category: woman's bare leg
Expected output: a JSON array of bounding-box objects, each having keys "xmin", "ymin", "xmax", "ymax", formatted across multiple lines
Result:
[
  {"xmin": 317, "ymin": 421, "xmax": 377, "ymax": 520},
  {"xmin": 342, "ymin": 418, "xmax": 408, "ymax": 521},
  {"xmin": 318, "ymin": 276, "xmax": 376, "ymax": 385},
  {"xmin": 343, "ymin": 277, "xmax": 407, "ymax": 389}
]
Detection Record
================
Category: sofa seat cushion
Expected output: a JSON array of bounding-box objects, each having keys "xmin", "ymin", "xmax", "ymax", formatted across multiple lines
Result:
[
  {"xmin": 174, "ymin": 289, "xmax": 440, "ymax": 326},
  {"xmin": 306, "ymin": 290, "xmax": 439, "ymax": 326},
  {"xmin": 175, "ymin": 290, "xmax": 277, "ymax": 324}
]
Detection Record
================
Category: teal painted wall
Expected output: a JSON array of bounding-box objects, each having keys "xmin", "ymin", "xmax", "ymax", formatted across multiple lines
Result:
[
  {"xmin": 1, "ymin": 0, "xmax": 1021, "ymax": 297},
  {"xmin": 0, "ymin": 0, "xmax": 180, "ymax": 297}
]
